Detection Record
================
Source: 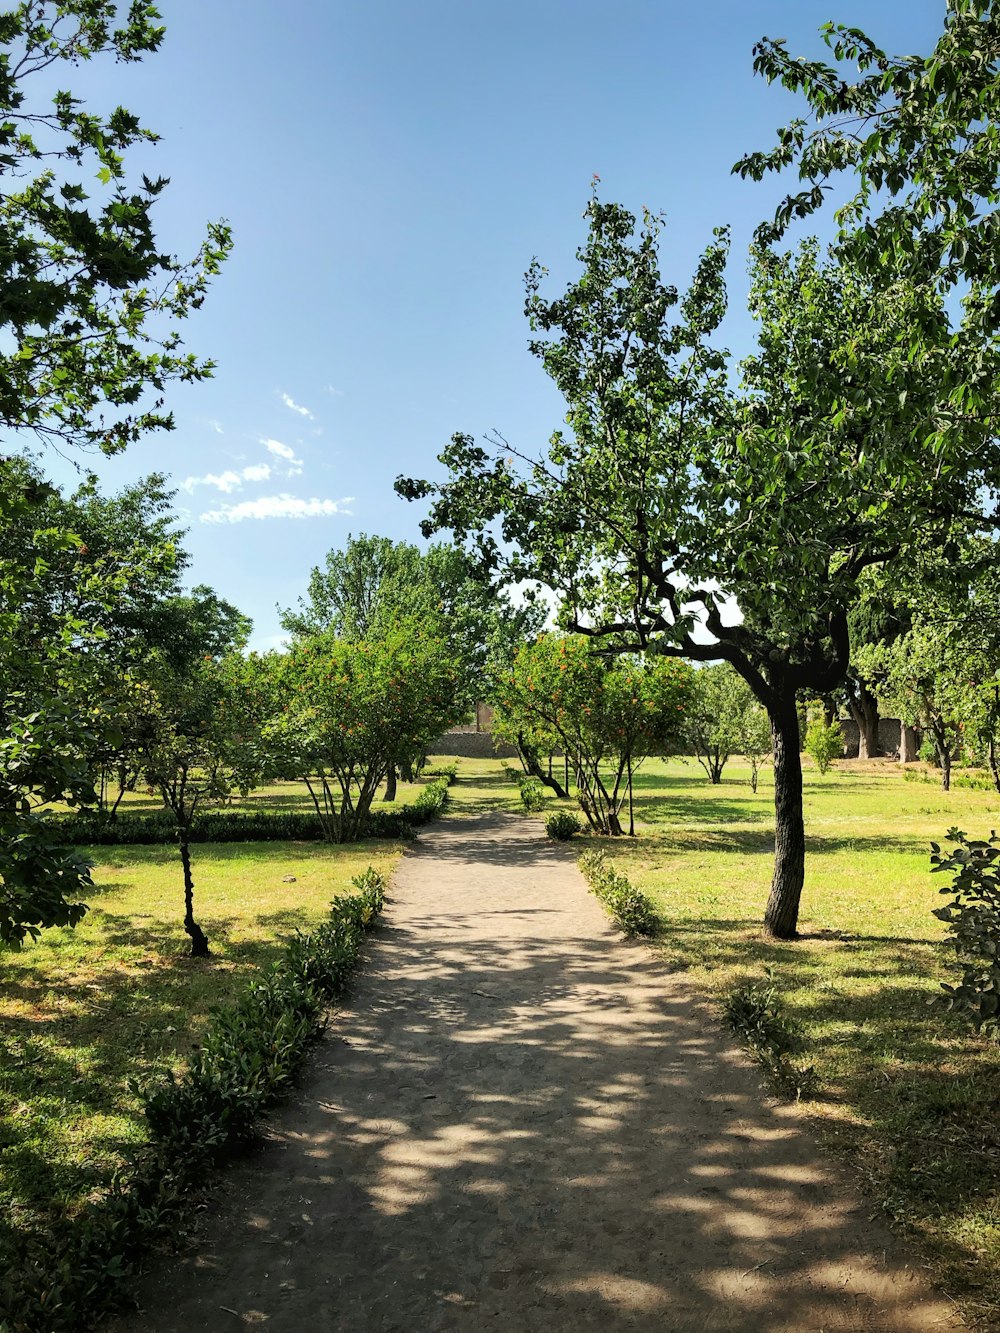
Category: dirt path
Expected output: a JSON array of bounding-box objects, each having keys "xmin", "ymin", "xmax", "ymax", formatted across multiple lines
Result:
[{"xmin": 125, "ymin": 813, "xmax": 960, "ymax": 1332}]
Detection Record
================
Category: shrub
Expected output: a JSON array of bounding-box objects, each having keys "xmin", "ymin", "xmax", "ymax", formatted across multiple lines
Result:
[
  {"xmin": 579, "ymin": 848, "xmax": 658, "ymax": 937},
  {"xmin": 723, "ymin": 980, "xmax": 819, "ymax": 1101},
  {"xmin": 519, "ymin": 776, "xmax": 546, "ymax": 812},
  {"xmin": 0, "ymin": 868, "xmax": 386, "ymax": 1332},
  {"xmin": 804, "ymin": 720, "xmax": 842, "ymax": 774},
  {"xmin": 931, "ymin": 828, "xmax": 1000, "ymax": 1038},
  {"xmin": 545, "ymin": 811, "xmax": 581, "ymax": 841},
  {"xmin": 55, "ymin": 778, "xmax": 452, "ymax": 848}
]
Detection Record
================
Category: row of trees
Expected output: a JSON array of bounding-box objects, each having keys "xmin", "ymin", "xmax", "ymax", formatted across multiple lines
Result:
[{"xmin": 2, "ymin": 479, "xmax": 542, "ymax": 954}]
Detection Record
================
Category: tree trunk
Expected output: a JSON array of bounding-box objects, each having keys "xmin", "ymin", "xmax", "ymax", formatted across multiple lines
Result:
[
  {"xmin": 763, "ymin": 694, "xmax": 806, "ymax": 940},
  {"xmin": 935, "ymin": 729, "xmax": 952, "ymax": 791},
  {"xmin": 179, "ymin": 840, "xmax": 210, "ymax": 958},
  {"xmin": 847, "ymin": 682, "xmax": 881, "ymax": 759},
  {"xmin": 518, "ymin": 735, "xmax": 569, "ymax": 799},
  {"xmin": 383, "ymin": 764, "xmax": 397, "ymax": 802},
  {"xmin": 899, "ymin": 722, "xmax": 918, "ymax": 764},
  {"xmin": 989, "ymin": 737, "xmax": 1000, "ymax": 796}
]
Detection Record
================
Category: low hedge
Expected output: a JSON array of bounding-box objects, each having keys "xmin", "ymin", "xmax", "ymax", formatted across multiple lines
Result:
[
  {"xmin": 54, "ymin": 773, "xmax": 455, "ymax": 848},
  {"xmin": 579, "ymin": 848, "xmax": 659, "ymax": 938},
  {"xmin": 0, "ymin": 868, "xmax": 386, "ymax": 1333}
]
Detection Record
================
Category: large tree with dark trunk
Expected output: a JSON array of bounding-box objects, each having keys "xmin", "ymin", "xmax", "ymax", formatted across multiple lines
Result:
[{"xmin": 398, "ymin": 197, "xmax": 998, "ymax": 939}]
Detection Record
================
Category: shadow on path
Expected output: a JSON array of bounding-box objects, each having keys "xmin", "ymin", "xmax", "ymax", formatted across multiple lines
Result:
[{"xmin": 125, "ymin": 813, "xmax": 959, "ymax": 1333}]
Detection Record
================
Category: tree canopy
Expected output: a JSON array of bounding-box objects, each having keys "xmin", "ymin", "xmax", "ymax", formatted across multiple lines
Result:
[
  {"xmin": 281, "ymin": 533, "xmax": 545, "ymax": 711},
  {"xmin": 735, "ymin": 4, "xmax": 1000, "ymax": 317},
  {"xmin": 0, "ymin": 0, "xmax": 230, "ymax": 454}
]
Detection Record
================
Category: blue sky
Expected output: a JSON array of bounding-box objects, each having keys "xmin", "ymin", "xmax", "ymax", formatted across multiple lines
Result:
[{"xmin": 43, "ymin": 1, "xmax": 943, "ymax": 649}]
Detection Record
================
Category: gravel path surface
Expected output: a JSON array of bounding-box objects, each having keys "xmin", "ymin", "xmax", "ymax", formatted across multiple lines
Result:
[{"xmin": 124, "ymin": 812, "xmax": 960, "ymax": 1332}]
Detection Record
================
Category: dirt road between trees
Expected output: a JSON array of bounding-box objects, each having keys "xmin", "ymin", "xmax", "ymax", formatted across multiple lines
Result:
[{"xmin": 125, "ymin": 812, "xmax": 960, "ymax": 1332}]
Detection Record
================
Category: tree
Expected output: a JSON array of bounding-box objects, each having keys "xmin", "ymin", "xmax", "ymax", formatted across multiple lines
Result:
[
  {"xmin": 735, "ymin": 7, "xmax": 1000, "ymax": 312},
  {"xmin": 0, "ymin": 468, "xmax": 124, "ymax": 945},
  {"xmin": 841, "ymin": 584, "xmax": 911, "ymax": 759},
  {"xmin": 858, "ymin": 622, "xmax": 967, "ymax": 791},
  {"xmin": 493, "ymin": 634, "xmax": 691, "ymax": 836},
  {"xmin": 729, "ymin": 694, "xmax": 772, "ymax": 794},
  {"xmin": 686, "ymin": 663, "xmax": 771, "ymax": 788},
  {"xmin": 138, "ymin": 653, "xmax": 256, "ymax": 957},
  {"xmin": 280, "ymin": 533, "xmax": 544, "ymax": 712},
  {"xmin": 0, "ymin": 3, "xmax": 227, "ymax": 943},
  {"xmin": 398, "ymin": 198, "xmax": 998, "ymax": 938},
  {"xmin": 257, "ymin": 623, "xmax": 462, "ymax": 843},
  {"xmin": 0, "ymin": 1, "xmax": 230, "ymax": 455},
  {"xmin": 857, "ymin": 543, "xmax": 1000, "ymax": 791}
]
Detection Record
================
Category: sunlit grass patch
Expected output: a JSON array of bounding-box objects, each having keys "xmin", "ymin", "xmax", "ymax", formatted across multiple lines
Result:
[{"xmin": 0, "ymin": 837, "xmax": 403, "ymax": 1239}]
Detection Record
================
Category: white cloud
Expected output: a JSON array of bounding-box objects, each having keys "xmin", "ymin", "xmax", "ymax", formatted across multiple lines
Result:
[
  {"xmin": 181, "ymin": 469, "xmax": 243, "ymax": 494},
  {"xmin": 262, "ymin": 437, "xmax": 301, "ymax": 463},
  {"xmin": 325, "ymin": 384, "xmax": 344, "ymax": 397},
  {"xmin": 181, "ymin": 463, "xmax": 273, "ymax": 493},
  {"xmin": 262, "ymin": 437, "xmax": 304, "ymax": 477},
  {"xmin": 208, "ymin": 419, "xmax": 224, "ymax": 435},
  {"xmin": 281, "ymin": 392, "xmax": 314, "ymax": 420},
  {"xmin": 199, "ymin": 494, "xmax": 355, "ymax": 524}
]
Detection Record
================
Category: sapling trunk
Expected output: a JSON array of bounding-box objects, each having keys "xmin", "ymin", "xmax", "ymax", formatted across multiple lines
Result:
[
  {"xmin": 179, "ymin": 840, "xmax": 210, "ymax": 957},
  {"xmin": 763, "ymin": 694, "xmax": 806, "ymax": 939}
]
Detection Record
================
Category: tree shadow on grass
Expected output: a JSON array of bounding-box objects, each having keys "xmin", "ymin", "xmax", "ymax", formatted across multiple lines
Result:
[{"xmin": 0, "ymin": 902, "xmax": 332, "ymax": 1236}]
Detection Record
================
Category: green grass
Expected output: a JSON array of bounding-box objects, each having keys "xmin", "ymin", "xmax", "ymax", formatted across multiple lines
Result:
[
  {"xmin": 562, "ymin": 754, "xmax": 1000, "ymax": 1328},
  {"xmin": 0, "ymin": 826, "xmax": 409, "ymax": 1242},
  {"xmin": 8, "ymin": 753, "xmax": 1000, "ymax": 1323}
]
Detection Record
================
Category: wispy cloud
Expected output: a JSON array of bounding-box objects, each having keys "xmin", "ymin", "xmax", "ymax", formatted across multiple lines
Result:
[
  {"xmin": 262, "ymin": 438, "xmax": 297, "ymax": 461},
  {"xmin": 325, "ymin": 385, "xmax": 344, "ymax": 397},
  {"xmin": 281, "ymin": 392, "xmax": 314, "ymax": 420},
  {"xmin": 208, "ymin": 419, "xmax": 224, "ymax": 435},
  {"xmin": 181, "ymin": 469, "xmax": 243, "ymax": 494},
  {"xmin": 181, "ymin": 463, "xmax": 272, "ymax": 494},
  {"xmin": 199, "ymin": 494, "xmax": 355, "ymax": 524},
  {"xmin": 262, "ymin": 437, "xmax": 303, "ymax": 476}
]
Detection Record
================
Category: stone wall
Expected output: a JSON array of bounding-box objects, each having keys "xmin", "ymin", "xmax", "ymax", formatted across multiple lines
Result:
[
  {"xmin": 431, "ymin": 728, "xmax": 518, "ymax": 760},
  {"xmin": 837, "ymin": 717, "xmax": 908, "ymax": 758}
]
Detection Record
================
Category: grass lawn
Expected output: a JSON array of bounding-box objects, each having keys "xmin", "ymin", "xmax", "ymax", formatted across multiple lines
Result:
[
  {"xmin": 501, "ymin": 752, "xmax": 1000, "ymax": 1326},
  {"xmin": 6, "ymin": 755, "xmax": 1000, "ymax": 1324},
  {"xmin": 0, "ymin": 772, "xmax": 435, "ymax": 1244}
]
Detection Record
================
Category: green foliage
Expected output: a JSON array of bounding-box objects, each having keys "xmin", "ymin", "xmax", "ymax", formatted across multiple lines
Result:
[
  {"xmin": 931, "ymin": 829, "xmax": 1000, "ymax": 1039},
  {"xmin": 579, "ymin": 848, "xmax": 658, "ymax": 937},
  {"xmin": 519, "ymin": 776, "xmax": 546, "ymax": 812},
  {"xmin": 545, "ymin": 811, "xmax": 581, "ymax": 840},
  {"xmin": 735, "ymin": 7, "xmax": 1000, "ymax": 316},
  {"xmin": 686, "ymin": 663, "xmax": 770, "ymax": 785},
  {"xmin": 919, "ymin": 736, "xmax": 942, "ymax": 768},
  {"xmin": 0, "ymin": 1, "xmax": 230, "ymax": 455},
  {"xmin": 722, "ymin": 981, "xmax": 819, "ymax": 1101},
  {"xmin": 804, "ymin": 719, "xmax": 842, "ymax": 775},
  {"xmin": 495, "ymin": 634, "xmax": 691, "ymax": 835},
  {"xmin": 252, "ymin": 623, "xmax": 462, "ymax": 844},
  {"xmin": 279, "ymin": 532, "xmax": 544, "ymax": 710},
  {"xmin": 56, "ymin": 777, "xmax": 453, "ymax": 847},
  {"xmin": 0, "ymin": 868, "xmax": 385, "ymax": 1332},
  {"xmin": 400, "ymin": 193, "xmax": 994, "ymax": 937}
]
